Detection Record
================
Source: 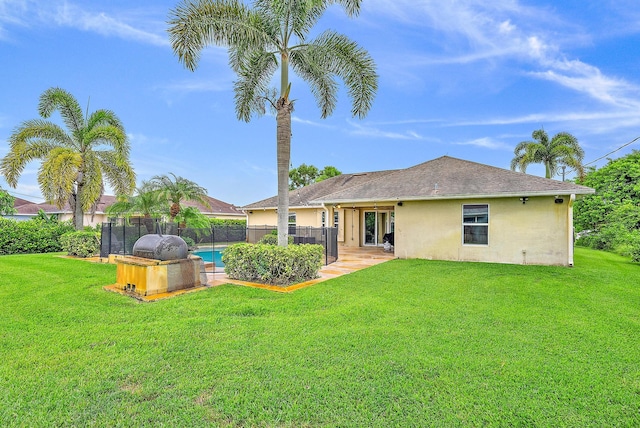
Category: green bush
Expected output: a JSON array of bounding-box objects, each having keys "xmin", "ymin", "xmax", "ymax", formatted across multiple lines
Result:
[
  {"xmin": 60, "ymin": 231, "xmax": 100, "ymax": 258},
  {"xmin": 258, "ymin": 230, "xmax": 293, "ymax": 245},
  {"xmin": 0, "ymin": 218, "xmax": 74, "ymax": 255},
  {"xmin": 209, "ymin": 218, "xmax": 246, "ymax": 226},
  {"xmin": 223, "ymin": 243, "xmax": 323, "ymax": 286}
]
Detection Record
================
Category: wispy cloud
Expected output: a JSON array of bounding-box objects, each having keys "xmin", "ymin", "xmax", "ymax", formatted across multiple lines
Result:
[
  {"xmin": 158, "ymin": 78, "xmax": 232, "ymax": 94},
  {"xmin": 364, "ymin": 0, "xmax": 638, "ymax": 109},
  {"xmin": 0, "ymin": 0, "xmax": 168, "ymax": 46},
  {"xmin": 291, "ymin": 116, "xmax": 335, "ymax": 128},
  {"xmin": 347, "ymin": 121, "xmax": 438, "ymax": 142},
  {"xmin": 455, "ymin": 137, "xmax": 512, "ymax": 150}
]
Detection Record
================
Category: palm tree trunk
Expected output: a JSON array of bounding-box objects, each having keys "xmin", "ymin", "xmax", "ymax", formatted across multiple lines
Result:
[
  {"xmin": 276, "ymin": 96, "xmax": 293, "ymax": 247},
  {"xmin": 73, "ymin": 186, "xmax": 84, "ymax": 230}
]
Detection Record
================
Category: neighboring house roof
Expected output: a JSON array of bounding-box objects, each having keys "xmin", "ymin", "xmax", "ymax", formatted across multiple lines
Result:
[
  {"xmin": 244, "ymin": 156, "xmax": 594, "ymax": 208},
  {"xmin": 242, "ymin": 169, "xmax": 399, "ymax": 210},
  {"xmin": 315, "ymin": 156, "xmax": 594, "ymax": 204},
  {"xmin": 13, "ymin": 194, "xmax": 244, "ymax": 218},
  {"xmin": 12, "ymin": 197, "xmax": 33, "ymax": 207},
  {"xmin": 183, "ymin": 195, "xmax": 244, "ymax": 217},
  {"xmin": 15, "ymin": 195, "xmax": 118, "ymax": 216}
]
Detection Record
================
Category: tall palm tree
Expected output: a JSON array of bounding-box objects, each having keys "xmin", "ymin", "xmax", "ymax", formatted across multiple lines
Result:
[
  {"xmin": 148, "ymin": 173, "xmax": 210, "ymax": 221},
  {"xmin": 168, "ymin": 0, "xmax": 377, "ymax": 246},
  {"xmin": 510, "ymin": 129, "xmax": 585, "ymax": 179},
  {"xmin": 0, "ymin": 87, "xmax": 135, "ymax": 230}
]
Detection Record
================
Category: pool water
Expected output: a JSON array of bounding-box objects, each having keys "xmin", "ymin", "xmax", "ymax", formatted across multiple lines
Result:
[{"xmin": 192, "ymin": 248, "xmax": 225, "ymax": 267}]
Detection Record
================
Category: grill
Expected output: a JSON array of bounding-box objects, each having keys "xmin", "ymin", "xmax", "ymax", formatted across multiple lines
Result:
[{"xmin": 132, "ymin": 234, "xmax": 188, "ymax": 261}]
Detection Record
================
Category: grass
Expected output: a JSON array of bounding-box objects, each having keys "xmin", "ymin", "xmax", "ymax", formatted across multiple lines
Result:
[{"xmin": 1, "ymin": 249, "xmax": 639, "ymax": 427}]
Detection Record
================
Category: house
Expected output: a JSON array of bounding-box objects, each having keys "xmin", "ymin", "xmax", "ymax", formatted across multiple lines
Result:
[
  {"xmin": 181, "ymin": 195, "xmax": 245, "ymax": 221},
  {"xmin": 243, "ymin": 156, "xmax": 595, "ymax": 266},
  {"xmin": 13, "ymin": 194, "xmax": 245, "ymax": 226},
  {"xmin": 13, "ymin": 195, "xmax": 117, "ymax": 226}
]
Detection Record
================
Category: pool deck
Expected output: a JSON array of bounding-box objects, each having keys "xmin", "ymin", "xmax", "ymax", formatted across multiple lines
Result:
[{"xmin": 207, "ymin": 246, "xmax": 396, "ymax": 292}]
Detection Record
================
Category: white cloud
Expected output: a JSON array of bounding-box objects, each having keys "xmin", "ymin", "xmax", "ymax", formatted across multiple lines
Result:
[
  {"xmin": 455, "ymin": 137, "xmax": 511, "ymax": 150},
  {"xmin": 347, "ymin": 121, "xmax": 438, "ymax": 142},
  {"xmin": 364, "ymin": 0, "xmax": 638, "ymax": 110},
  {"xmin": 0, "ymin": 0, "xmax": 168, "ymax": 46}
]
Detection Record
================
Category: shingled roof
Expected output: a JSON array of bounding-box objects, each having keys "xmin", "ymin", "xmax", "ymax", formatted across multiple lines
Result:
[
  {"xmin": 183, "ymin": 195, "xmax": 244, "ymax": 216},
  {"xmin": 313, "ymin": 156, "xmax": 594, "ymax": 204},
  {"xmin": 242, "ymin": 169, "xmax": 398, "ymax": 210}
]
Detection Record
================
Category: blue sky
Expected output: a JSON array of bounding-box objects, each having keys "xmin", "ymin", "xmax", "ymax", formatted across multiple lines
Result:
[{"xmin": 1, "ymin": 0, "xmax": 639, "ymax": 206}]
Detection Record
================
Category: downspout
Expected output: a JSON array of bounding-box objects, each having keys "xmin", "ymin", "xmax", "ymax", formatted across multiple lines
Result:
[{"xmin": 568, "ymin": 194, "xmax": 576, "ymax": 267}]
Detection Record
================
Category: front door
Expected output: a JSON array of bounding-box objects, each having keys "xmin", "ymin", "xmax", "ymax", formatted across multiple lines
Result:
[{"xmin": 363, "ymin": 211, "xmax": 392, "ymax": 246}]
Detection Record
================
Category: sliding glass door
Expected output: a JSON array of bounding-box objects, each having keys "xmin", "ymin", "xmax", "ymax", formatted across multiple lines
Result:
[{"xmin": 363, "ymin": 211, "xmax": 392, "ymax": 246}]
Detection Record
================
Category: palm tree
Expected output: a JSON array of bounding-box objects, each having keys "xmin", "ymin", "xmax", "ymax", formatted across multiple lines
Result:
[
  {"xmin": 106, "ymin": 181, "xmax": 165, "ymax": 232},
  {"xmin": 168, "ymin": 0, "xmax": 377, "ymax": 246},
  {"xmin": 0, "ymin": 87, "xmax": 135, "ymax": 230},
  {"xmin": 510, "ymin": 129, "xmax": 585, "ymax": 179},
  {"xmin": 148, "ymin": 173, "xmax": 210, "ymax": 222}
]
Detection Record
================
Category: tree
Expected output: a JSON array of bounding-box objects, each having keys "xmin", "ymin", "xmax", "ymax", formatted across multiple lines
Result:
[
  {"xmin": 573, "ymin": 151, "xmax": 640, "ymax": 260},
  {"xmin": 148, "ymin": 173, "xmax": 210, "ymax": 222},
  {"xmin": 289, "ymin": 163, "xmax": 341, "ymax": 189},
  {"xmin": 574, "ymin": 150, "xmax": 640, "ymax": 233},
  {"xmin": 0, "ymin": 87, "xmax": 135, "ymax": 230},
  {"xmin": 0, "ymin": 188, "xmax": 16, "ymax": 216},
  {"xmin": 168, "ymin": 0, "xmax": 377, "ymax": 246},
  {"xmin": 289, "ymin": 163, "xmax": 319, "ymax": 189},
  {"xmin": 106, "ymin": 181, "xmax": 165, "ymax": 232},
  {"xmin": 510, "ymin": 129, "xmax": 585, "ymax": 179},
  {"xmin": 316, "ymin": 165, "xmax": 341, "ymax": 182}
]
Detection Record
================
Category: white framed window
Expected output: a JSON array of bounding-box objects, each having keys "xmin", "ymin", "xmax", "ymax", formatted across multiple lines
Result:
[
  {"xmin": 462, "ymin": 204, "xmax": 488, "ymax": 245},
  {"xmin": 333, "ymin": 211, "xmax": 339, "ymax": 228},
  {"xmin": 321, "ymin": 211, "xmax": 326, "ymax": 228},
  {"xmin": 288, "ymin": 212, "xmax": 296, "ymax": 235}
]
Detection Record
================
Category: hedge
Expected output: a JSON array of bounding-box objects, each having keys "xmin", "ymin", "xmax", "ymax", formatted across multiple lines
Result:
[
  {"xmin": 222, "ymin": 243, "xmax": 323, "ymax": 286},
  {"xmin": 0, "ymin": 218, "xmax": 75, "ymax": 255}
]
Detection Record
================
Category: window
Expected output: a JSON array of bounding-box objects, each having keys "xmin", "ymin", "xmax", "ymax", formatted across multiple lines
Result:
[
  {"xmin": 288, "ymin": 212, "xmax": 296, "ymax": 235},
  {"xmin": 321, "ymin": 211, "xmax": 326, "ymax": 228},
  {"xmin": 333, "ymin": 211, "xmax": 339, "ymax": 228},
  {"xmin": 463, "ymin": 204, "xmax": 488, "ymax": 245}
]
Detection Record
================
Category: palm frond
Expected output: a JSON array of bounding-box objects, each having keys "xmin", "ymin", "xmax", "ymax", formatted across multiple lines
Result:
[
  {"xmin": 94, "ymin": 150, "xmax": 136, "ymax": 196},
  {"xmin": 290, "ymin": 46, "xmax": 338, "ymax": 118},
  {"xmin": 83, "ymin": 125, "xmax": 129, "ymax": 155},
  {"xmin": 233, "ymin": 49, "xmax": 278, "ymax": 121},
  {"xmin": 78, "ymin": 152, "xmax": 104, "ymax": 211},
  {"xmin": 38, "ymin": 148, "xmax": 81, "ymax": 208},
  {"xmin": 303, "ymin": 30, "xmax": 377, "ymax": 118},
  {"xmin": 37, "ymin": 87, "xmax": 85, "ymax": 138},
  {"xmin": 0, "ymin": 138, "xmax": 60, "ymax": 187},
  {"xmin": 168, "ymin": 0, "xmax": 276, "ymax": 71}
]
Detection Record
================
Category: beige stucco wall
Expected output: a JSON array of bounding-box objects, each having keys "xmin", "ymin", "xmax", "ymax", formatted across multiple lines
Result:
[
  {"xmin": 247, "ymin": 207, "xmax": 326, "ymax": 228},
  {"xmin": 394, "ymin": 196, "xmax": 573, "ymax": 266}
]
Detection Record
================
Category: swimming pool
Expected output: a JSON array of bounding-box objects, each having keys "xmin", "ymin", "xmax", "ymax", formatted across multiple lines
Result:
[{"xmin": 192, "ymin": 248, "xmax": 225, "ymax": 267}]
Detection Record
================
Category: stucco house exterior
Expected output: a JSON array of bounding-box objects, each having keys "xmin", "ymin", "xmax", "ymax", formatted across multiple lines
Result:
[{"xmin": 243, "ymin": 156, "xmax": 594, "ymax": 266}]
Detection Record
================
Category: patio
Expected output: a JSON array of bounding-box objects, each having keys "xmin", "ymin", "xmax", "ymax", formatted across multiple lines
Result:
[{"xmin": 207, "ymin": 245, "xmax": 396, "ymax": 292}]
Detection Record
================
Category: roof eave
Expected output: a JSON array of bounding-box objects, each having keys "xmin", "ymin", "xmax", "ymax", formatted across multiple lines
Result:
[{"xmin": 314, "ymin": 189, "xmax": 595, "ymax": 204}]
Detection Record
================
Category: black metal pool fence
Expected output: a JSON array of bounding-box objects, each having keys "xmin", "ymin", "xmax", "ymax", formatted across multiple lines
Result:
[{"xmin": 100, "ymin": 220, "xmax": 338, "ymax": 267}]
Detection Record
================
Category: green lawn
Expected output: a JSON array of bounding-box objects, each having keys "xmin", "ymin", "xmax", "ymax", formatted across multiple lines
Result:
[{"xmin": 1, "ymin": 249, "xmax": 639, "ymax": 427}]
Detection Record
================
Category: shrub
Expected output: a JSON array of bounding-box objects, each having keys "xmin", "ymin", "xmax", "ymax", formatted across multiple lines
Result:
[
  {"xmin": 223, "ymin": 243, "xmax": 323, "ymax": 286},
  {"xmin": 258, "ymin": 230, "xmax": 293, "ymax": 245},
  {"xmin": 60, "ymin": 231, "xmax": 100, "ymax": 258},
  {"xmin": 210, "ymin": 218, "xmax": 247, "ymax": 227},
  {"xmin": 0, "ymin": 218, "xmax": 75, "ymax": 255}
]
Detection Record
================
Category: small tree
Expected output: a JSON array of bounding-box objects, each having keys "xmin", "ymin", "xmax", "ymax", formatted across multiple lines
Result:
[
  {"xmin": 0, "ymin": 189, "xmax": 16, "ymax": 215},
  {"xmin": 148, "ymin": 173, "xmax": 210, "ymax": 222}
]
